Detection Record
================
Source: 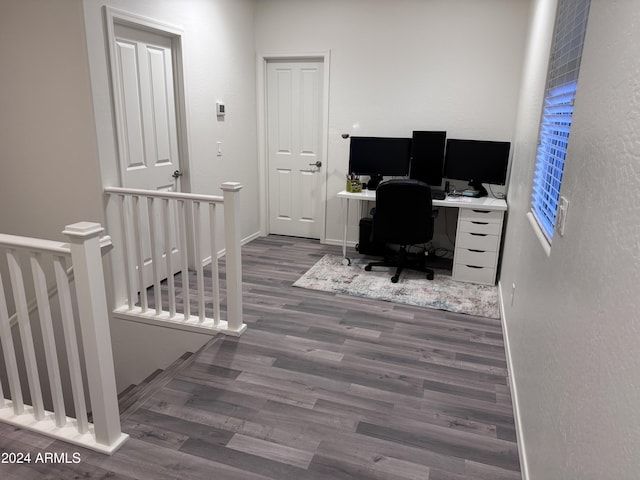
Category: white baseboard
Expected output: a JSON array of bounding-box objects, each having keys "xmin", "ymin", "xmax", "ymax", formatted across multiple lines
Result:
[
  {"xmin": 322, "ymin": 237, "xmax": 356, "ymax": 248},
  {"xmin": 497, "ymin": 280, "xmax": 529, "ymax": 480},
  {"xmin": 202, "ymin": 230, "xmax": 264, "ymax": 266}
]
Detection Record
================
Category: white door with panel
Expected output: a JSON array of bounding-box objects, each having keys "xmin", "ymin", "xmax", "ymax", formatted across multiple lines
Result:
[
  {"xmin": 111, "ymin": 23, "xmax": 183, "ymax": 284},
  {"xmin": 267, "ymin": 59, "xmax": 324, "ymax": 238}
]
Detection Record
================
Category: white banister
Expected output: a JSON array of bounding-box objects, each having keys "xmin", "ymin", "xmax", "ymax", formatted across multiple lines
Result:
[
  {"xmin": 221, "ymin": 182, "xmax": 246, "ymax": 335},
  {"xmin": 105, "ymin": 183, "xmax": 246, "ymax": 337},
  {"xmin": 0, "ymin": 223, "xmax": 128, "ymax": 454},
  {"xmin": 62, "ymin": 222, "xmax": 127, "ymax": 450}
]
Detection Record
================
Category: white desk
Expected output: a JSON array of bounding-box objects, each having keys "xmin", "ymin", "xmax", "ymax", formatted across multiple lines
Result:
[{"xmin": 337, "ymin": 189, "xmax": 508, "ymax": 285}]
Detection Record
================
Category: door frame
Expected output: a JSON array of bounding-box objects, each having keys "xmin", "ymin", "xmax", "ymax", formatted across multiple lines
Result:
[
  {"xmin": 104, "ymin": 6, "xmax": 192, "ymax": 192},
  {"xmin": 257, "ymin": 52, "xmax": 331, "ymax": 242}
]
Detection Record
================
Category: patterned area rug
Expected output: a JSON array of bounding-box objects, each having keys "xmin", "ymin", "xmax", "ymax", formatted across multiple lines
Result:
[{"xmin": 293, "ymin": 254, "xmax": 500, "ymax": 319}]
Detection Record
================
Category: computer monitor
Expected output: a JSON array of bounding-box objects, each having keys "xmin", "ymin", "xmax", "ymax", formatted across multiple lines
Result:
[
  {"xmin": 348, "ymin": 136, "xmax": 412, "ymax": 189},
  {"xmin": 443, "ymin": 139, "xmax": 511, "ymax": 197},
  {"xmin": 409, "ymin": 131, "xmax": 446, "ymax": 188}
]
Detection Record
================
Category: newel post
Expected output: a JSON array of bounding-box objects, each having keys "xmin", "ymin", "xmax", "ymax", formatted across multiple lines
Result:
[
  {"xmin": 63, "ymin": 222, "xmax": 127, "ymax": 452},
  {"xmin": 221, "ymin": 183, "xmax": 246, "ymax": 335}
]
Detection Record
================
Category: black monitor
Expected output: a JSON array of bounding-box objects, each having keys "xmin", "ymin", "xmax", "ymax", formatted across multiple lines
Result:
[
  {"xmin": 348, "ymin": 136, "xmax": 412, "ymax": 189},
  {"xmin": 409, "ymin": 131, "xmax": 446, "ymax": 188},
  {"xmin": 443, "ymin": 139, "xmax": 511, "ymax": 197}
]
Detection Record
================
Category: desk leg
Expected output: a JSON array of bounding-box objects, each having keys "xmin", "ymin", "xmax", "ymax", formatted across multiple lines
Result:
[{"xmin": 341, "ymin": 197, "xmax": 351, "ymax": 265}]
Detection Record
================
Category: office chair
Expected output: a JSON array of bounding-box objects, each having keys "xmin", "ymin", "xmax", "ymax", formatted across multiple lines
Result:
[{"xmin": 364, "ymin": 179, "xmax": 435, "ymax": 283}]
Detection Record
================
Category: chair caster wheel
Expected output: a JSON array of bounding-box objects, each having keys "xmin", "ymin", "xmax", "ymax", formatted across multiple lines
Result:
[
  {"xmin": 341, "ymin": 257, "xmax": 351, "ymax": 266},
  {"xmin": 364, "ymin": 265, "xmax": 372, "ymax": 271},
  {"xmin": 391, "ymin": 276, "xmax": 399, "ymax": 283},
  {"xmin": 426, "ymin": 272, "xmax": 434, "ymax": 280}
]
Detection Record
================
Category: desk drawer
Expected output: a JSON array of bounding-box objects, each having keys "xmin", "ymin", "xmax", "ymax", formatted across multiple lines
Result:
[
  {"xmin": 453, "ymin": 263, "xmax": 496, "ymax": 285},
  {"xmin": 458, "ymin": 219, "xmax": 502, "ymax": 236},
  {"xmin": 455, "ymin": 248, "xmax": 497, "ymax": 268},
  {"xmin": 459, "ymin": 208, "xmax": 504, "ymax": 223},
  {"xmin": 456, "ymin": 231, "xmax": 501, "ymax": 252}
]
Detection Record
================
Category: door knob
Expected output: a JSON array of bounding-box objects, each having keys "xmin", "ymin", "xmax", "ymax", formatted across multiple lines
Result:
[
  {"xmin": 172, "ymin": 170, "xmax": 183, "ymax": 179},
  {"xmin": 308, "ymin": 161, "xmax": 322, "ymax": 168}
]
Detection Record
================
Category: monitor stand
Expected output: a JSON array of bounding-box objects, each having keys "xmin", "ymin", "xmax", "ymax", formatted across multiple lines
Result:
[
  {"xmin": 366, "ymin": 174, "xmax": 383, "ymax": 190},
  {"xmin": 463, "ymin": 180, "xmax": 488, "ymax": 198}
]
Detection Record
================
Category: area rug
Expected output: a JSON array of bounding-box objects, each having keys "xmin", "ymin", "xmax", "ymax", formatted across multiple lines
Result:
[{"xmin": 293, "ymin": 254, "xmax": 500, "ymax": 319}]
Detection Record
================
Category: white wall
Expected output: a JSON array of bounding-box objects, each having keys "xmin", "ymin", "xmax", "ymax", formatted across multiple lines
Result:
[
  {"xmin": 0, "ymin": 0, "xmax": 105, "ymax": 240},
  {"xmin": 500, "ymin": 0, "xmax": 640, "ymax": 478},
  {"xmin": 255, "ymin": 0, "xmax": 530, "ymax": 243}
]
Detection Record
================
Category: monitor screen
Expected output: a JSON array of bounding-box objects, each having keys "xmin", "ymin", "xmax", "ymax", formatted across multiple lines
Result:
[
  {"xmin": 348, "ymin": 137, "xmax": 412, "ymax": 178},
  {"xmin": 409, "ymin": 131, "xmax": 446, "ymax": 187},
  {"xmin": 443, "ymin": 139, "xmax": 511, "ymax": 186}
]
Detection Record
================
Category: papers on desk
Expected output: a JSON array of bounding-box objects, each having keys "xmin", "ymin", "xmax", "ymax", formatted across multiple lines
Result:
[{"xmin": 446, "ymin": 196, "xmax": 475, "ymax": 203}]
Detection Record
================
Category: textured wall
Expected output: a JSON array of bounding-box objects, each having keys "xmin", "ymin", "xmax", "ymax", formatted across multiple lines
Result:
[
  {"xmin": 82, "ymin": 0, "xmax": 259, "ymax": 238},
  {"xmin": 500, "ymin": 0, "xmax": 640, "ymax": 477}
]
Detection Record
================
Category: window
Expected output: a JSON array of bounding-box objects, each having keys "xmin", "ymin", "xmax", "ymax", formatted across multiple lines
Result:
[{"xmin": 531, "ymin": 0, "xmax": 591, "ymax": 242}]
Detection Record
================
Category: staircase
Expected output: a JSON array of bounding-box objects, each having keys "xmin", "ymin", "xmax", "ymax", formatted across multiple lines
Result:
[{"xmin": 117, "ymin": 337, "xmax": 218, "ymax": 421}]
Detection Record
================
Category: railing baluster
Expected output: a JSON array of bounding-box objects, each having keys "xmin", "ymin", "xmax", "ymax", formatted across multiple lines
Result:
[
  {"xmin": 30, "ymin": 253, "xmax": 66, "ymax": 427},
  {"xmin": 163, "ymin": 198, "xmax": 177, "ymax": 318},
  {"xmin": 117, "ymin": 194, "xmax": 135, "ymax": 310},
  {"xmin": 53, "ymin": 255, "xmax": 89, "ymax": 434},
  {"xmin": 193, "ymin": 201, "xmax": 205, "ymax": 322},
  {"xmin": 147, "ymin": 197, "xmax": 162, "ymax": 315},
  {"xmin": 131, "ymin": 195, "xmax": 148, "ymax": 312},
  {"xmin": 178, "ymin": 199, "xmax": 190, "ymax": 319},
  {"xmin": 0, "ymin": 270, "xmax": 24, "ymax": 414},
  {"xmin": 208, "ymin": 202, "xmax": 220, "ymax": 325},
  {"xmin": 7, "ymin": 250, "xmax": 45, "ymax": 420}
]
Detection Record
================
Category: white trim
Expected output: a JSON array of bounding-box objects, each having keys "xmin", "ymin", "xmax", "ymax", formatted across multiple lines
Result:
[
  {"xmin": 256, "ymin": 51, "xmax": 331, "ymax": 243},
  {"xmin": 498, "ymin": 280, "xmax": 530, "ymax": 480},
  {"xmin": 0, "ymin": 403, "xmax": 128, "ymax": 455},
  {"xmin": 527, "ymin": 211, "xmax": 551, "ymax": 257}
]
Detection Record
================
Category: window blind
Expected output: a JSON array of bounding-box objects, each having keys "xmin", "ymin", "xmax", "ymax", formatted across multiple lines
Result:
[{"xmin": 531, "ymin": 0, "xmax": 591, "ymax": 242}]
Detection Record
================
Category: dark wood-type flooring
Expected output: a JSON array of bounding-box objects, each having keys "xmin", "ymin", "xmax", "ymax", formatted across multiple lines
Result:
[{"xmin": 0, "ymin": 235, "xmax": 521, "ymax": 480}]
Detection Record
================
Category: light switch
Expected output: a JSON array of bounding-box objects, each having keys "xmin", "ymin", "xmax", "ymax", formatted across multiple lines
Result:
[{"xmin": 216, "ymin": 101, "xmax": 225, "ymax": 116}]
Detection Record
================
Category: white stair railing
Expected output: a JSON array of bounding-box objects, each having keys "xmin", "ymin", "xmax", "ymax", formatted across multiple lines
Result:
[
  {"xmin": 0, "ymin": 222, "xmax": 128, "ymax": 454},
  {"xmin": 104, "ymin": 182, "xmax": 246, "ymax": 336}
]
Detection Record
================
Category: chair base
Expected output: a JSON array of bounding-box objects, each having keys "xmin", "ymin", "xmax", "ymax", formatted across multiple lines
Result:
[{"xmin": 365, "ymin": 245, "xmax": 434, "ymax": 283}]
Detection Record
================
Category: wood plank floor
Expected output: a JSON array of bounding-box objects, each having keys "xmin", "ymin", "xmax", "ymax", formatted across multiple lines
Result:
[{"xmin": 0, "ymin": 235, "xmax": 521, "ymax": 480}]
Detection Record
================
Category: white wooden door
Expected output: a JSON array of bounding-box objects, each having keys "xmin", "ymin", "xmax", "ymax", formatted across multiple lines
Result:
[
  {"xmin": 267, "ymin": 59, "xmax": 324, "ymax": 238},
  {"xmin": 111, "ymin": 23, "xmax": 182, "ymax": 284}
]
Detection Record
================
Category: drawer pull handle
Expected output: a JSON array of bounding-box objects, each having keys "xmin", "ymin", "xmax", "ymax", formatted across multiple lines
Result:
[
  {"xmin": 471, "ymin": 221, "xmax": 489, "ymax": 225},
  {"xmin": 470, "ymin": 233, "xmax": 487, "ymax": 237},
  {"xmin": 468, "ymin": 249, "xmax": 486, "ymax": 253},
  {"xmin": 472, "ymin": 210, "xmax": 491, "ymax": 213},
  {"xmin": 466, "ymin": 265, "xmax": 483, "ymax": 269}
]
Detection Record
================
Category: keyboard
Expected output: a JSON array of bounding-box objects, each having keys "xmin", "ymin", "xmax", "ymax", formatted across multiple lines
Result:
[{"xmin": 431, "ymin": 190, "xmax": 446, "ymax": 200}]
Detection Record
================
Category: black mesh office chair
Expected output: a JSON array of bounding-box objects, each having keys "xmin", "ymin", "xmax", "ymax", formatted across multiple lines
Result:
[{"xmin": 364, "ymin": 179, "xmax": 435, "ymax": 283}]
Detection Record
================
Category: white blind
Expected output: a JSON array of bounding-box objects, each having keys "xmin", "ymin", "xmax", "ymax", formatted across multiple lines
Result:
[{"xmin": 531, "ymin": 0, "xmax": 591, "ymax": 242}]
